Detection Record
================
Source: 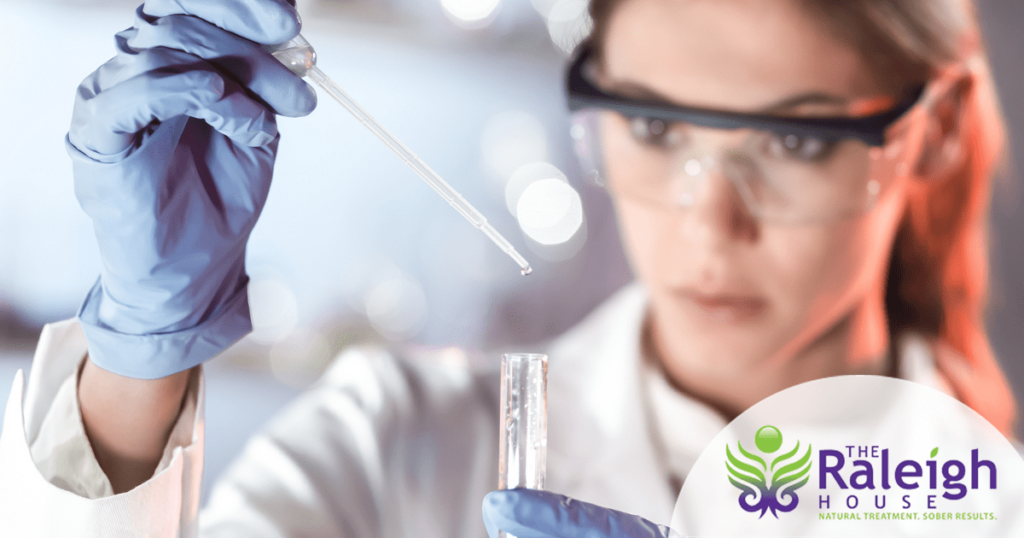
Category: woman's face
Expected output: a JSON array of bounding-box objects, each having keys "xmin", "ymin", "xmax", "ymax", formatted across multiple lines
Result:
[{"xmin": 601, "ymin": 0, "xmax": 922, "ymax": 377}]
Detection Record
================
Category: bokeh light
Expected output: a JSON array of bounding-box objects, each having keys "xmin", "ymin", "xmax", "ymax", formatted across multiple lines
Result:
[
  {"xmin": 248, "ymin": 278, "xmax": 299, "ymax": 345},
  {"xmin": 505, "ymin": 161, "xmax": 568, "ymax": 216},
  {"xmin": 480, "ymin": 111, "xmax": 548, "ymax": 179},
  {"xmin": 436, "ymin": 347, "xmax": 470, "ymax": 369},
  {"xmin": 545, "ymin": 0, "xmax": 592, "ymax": 55},
  {"xmin": 530, "ymin": 0, "xmax": 559, "ymax": 18},
  {"xmin": 516, "ymin": 177, "xmax": 584, "ymax": 245},
  {"xmin": 364, "ymin": 277, "xmax": 428, "ymax": 341},
  {"xmin": 440, "ymin": 0, "xmax": 502, "ymax": 27}
]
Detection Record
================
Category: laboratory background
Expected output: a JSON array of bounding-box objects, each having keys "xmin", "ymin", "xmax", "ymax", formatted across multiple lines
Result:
[{"xmin": 0, "ymin": 0, "xmax": 1021, "ymax": 500}]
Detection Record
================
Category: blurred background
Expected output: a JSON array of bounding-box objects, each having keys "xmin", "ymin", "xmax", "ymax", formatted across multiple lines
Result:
[{"xmin": 0, "ymin": 0, "xmax": 1021, "ymax": 499}]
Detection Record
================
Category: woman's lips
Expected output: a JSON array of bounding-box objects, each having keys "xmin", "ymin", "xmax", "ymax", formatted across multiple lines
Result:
[{"xmin": 677, "ymin": 290, "xmax": 767, "ymax": 323}]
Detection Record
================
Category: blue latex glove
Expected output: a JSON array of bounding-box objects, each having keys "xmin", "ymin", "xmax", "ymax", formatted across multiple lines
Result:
[
  {"xmin": 69, "ymin": 0, "xmax": 316, "ymax": 379},
  {"xmin": 482, "ymin": 489, "xmax": 676, "ymax": 538}
]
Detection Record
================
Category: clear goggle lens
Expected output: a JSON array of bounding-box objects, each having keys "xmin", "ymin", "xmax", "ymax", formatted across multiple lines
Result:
[{"xmin": 572, "ymin": 109, "xmax": 907, "ymax": 224}]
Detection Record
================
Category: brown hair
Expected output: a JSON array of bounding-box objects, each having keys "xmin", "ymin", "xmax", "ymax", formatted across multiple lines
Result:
[{"xmin": 586, "ymin": 0, "xmax": 1016, "ymax": 435}]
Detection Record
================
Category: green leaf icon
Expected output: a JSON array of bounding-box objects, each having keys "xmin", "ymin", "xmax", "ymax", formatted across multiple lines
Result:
[{"xmin": 930, "ymin": 447, "xmax": 939, "ymax": 458}]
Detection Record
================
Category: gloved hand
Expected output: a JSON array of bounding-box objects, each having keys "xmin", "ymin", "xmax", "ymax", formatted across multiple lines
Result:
[
  {"xmin": 69, "ymin": 0, "xmax": 317, "ymax": 379},
  {"xmin": 482, "ymin": 489, "xmax": 676, "ymax": 538}
]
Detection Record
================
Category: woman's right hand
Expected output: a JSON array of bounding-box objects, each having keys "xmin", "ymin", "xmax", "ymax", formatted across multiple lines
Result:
[{"xmin": 69, "ymin": 0, "xmax": 316, "ymax": 379}]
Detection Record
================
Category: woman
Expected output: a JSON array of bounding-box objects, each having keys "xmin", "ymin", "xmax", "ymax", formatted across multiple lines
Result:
[{"xmin": 0, "ymin": 0, "xmax": 1014, "ymax": 536}]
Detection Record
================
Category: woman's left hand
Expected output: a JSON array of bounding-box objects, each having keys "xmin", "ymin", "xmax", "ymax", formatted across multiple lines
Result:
[{"xmin": 482, "ymin": 489, "xmax": 675, "ymax": 538}]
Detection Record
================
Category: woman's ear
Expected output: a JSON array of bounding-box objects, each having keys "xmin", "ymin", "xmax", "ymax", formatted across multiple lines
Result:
[{"xmin": 913, "ymin": 75, "xmax": 973, "ymax": 181}]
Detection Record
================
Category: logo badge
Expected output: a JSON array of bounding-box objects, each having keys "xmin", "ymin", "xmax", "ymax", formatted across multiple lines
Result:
[{"xmin": 726, "ymin": 425, "xmax": 813, "ymax": 519}]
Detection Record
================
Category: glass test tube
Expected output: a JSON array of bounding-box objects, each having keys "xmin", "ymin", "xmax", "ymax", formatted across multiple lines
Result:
[{"xmin": 498, "ymin": 353, "xmax": 548, "ymax": 538}]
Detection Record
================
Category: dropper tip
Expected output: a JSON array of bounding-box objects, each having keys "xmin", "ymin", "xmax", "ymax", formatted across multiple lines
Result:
[{"xmin": 520, "ymin": 266, "xmax": 533, "ymax": 276}]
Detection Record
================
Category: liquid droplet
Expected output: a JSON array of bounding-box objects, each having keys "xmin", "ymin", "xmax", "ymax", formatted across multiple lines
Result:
[{"xmin": 521, "ymin": 266, "xmax": 533, "ymax": 276}]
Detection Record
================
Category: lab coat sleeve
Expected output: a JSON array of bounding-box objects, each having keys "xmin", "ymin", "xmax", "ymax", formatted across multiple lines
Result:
[
  {"xmin": 0, "ymin": 319, "xmax": 205, "ymax": 538},
  {"xmin": 197, "ymin": 345, "xmax": 499, "ymax": 538}
]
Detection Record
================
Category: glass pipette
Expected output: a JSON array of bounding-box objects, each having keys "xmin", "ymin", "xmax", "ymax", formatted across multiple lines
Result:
[{"xmin": 267, "ymin": 35, "xmax": 533, "ymax": 276}]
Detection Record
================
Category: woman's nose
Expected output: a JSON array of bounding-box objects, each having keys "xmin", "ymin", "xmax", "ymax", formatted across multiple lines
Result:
[{"xmin": 672, "ymin": 154, "xmax": 760, "ymax": 246}]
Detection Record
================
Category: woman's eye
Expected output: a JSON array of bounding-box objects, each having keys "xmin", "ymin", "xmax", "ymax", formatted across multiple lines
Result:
[
  {"xmin": 765, "ymin": 133, "xmax": 836, "ymax": 161},
  {"xmin": 629, "ymin": 117, "xmax": 677, "ymax": 148}
]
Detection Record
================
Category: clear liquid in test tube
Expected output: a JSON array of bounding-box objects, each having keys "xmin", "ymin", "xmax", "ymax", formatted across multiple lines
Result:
[{"xmin": 498, "ymin": 353, "xmax": 548, "ymax": 538}]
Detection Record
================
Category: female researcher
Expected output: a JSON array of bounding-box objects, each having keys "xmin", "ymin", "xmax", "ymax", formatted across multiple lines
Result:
[{"xmin": 0, "ymin": 0, "xmax": 1015, "ymax": 536}]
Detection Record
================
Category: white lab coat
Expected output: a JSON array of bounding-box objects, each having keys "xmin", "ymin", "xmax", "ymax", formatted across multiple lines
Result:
[{"xmin": 0, "ymin": 283, "xmax": 953, "ymax": 537}]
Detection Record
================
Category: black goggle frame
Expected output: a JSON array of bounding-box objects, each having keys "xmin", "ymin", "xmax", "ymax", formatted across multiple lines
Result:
[{"xmin": 565, "ymin": 41, "xmax": 925, "ymax": 147}]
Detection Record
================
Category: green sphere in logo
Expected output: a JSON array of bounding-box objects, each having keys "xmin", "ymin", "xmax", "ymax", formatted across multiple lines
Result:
[{"xmin": 755, "ymin": 425, "xmax": 783, "ymax": 453}]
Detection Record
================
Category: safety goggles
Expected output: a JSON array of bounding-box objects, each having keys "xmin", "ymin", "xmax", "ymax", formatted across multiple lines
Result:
[{"xmin": 565, "ymin": 41, "xmax": 929, "ymax": 223}]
